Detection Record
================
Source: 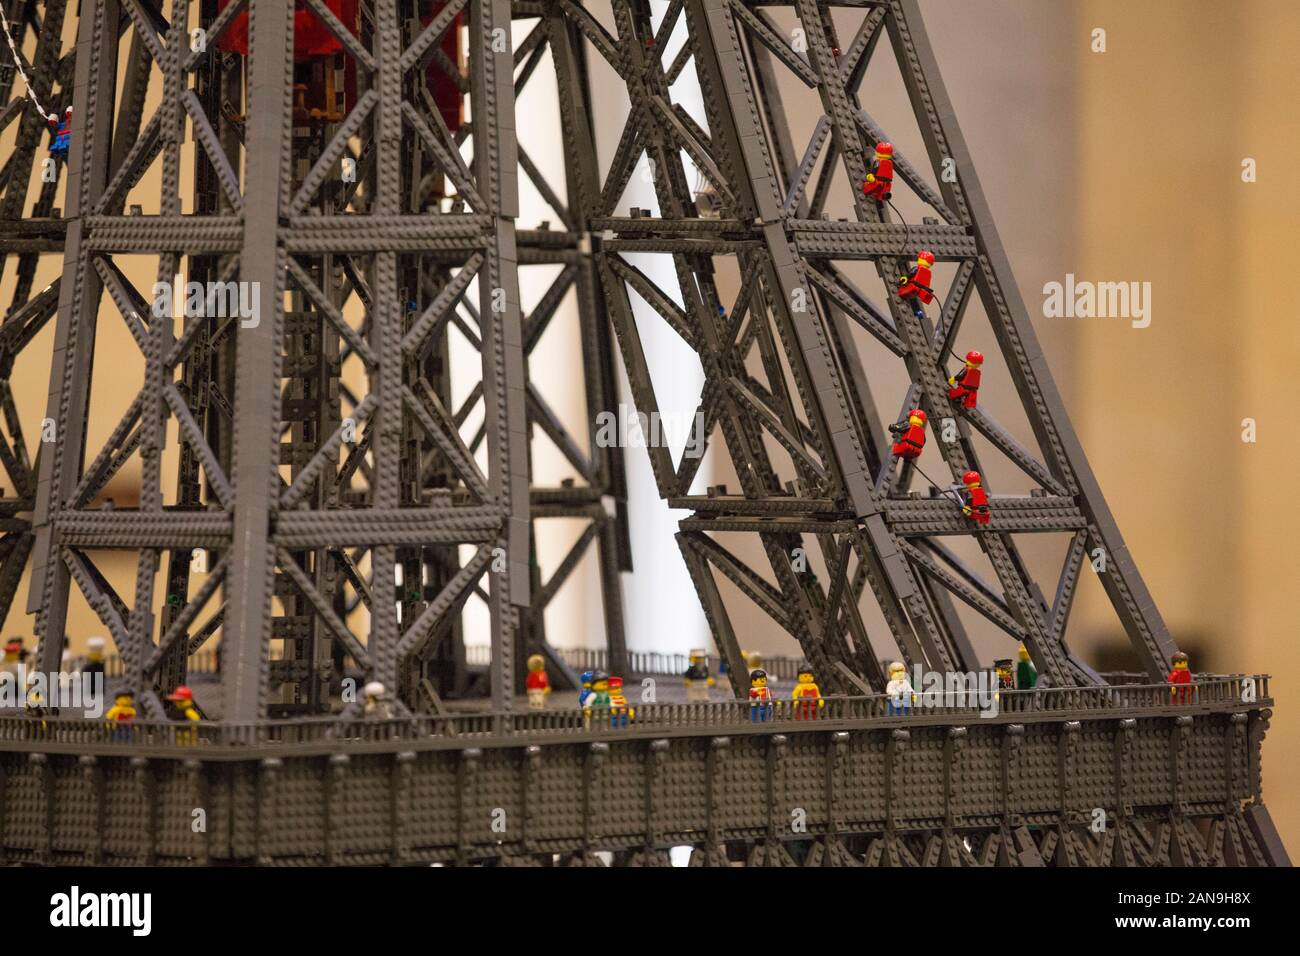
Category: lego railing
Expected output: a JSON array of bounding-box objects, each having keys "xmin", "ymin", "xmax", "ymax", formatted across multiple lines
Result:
[{"xmin": 0, "ymin": 675, "xmax": 1269, "ymax": 752}]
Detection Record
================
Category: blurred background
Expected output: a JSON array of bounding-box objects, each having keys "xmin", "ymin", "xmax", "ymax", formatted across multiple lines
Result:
[{"xmin": 2, "ymin": 0, "xmax": 1295, "ymax": 846}]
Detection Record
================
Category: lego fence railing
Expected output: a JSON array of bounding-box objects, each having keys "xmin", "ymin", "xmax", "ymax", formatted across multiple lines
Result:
[{"xmin": 0, "ymin": 675, "xmax": 1270, "ymax": 753}]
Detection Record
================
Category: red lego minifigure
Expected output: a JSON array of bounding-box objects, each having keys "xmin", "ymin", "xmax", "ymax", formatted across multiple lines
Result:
[
  {"xmin": 897, "ymin": 251, "xmax": 936, "ymax": 311},
  {"xmin": 1167, "ymin": 652, "xmax": 1193, "ymax": 704},
  {"xmin": 947, "ymin": 350, "xmax": 984, "ymax": 409},
  {"xmin": 862, "ymin": 142, "xmax": 895, "ymax": 203},
  {"xmin": 959, "ymin": 470, "xmax": 990, "ymax": 525},
  {"xmin": 889, "ymin": 408, "xmax": 927, "ymax": 460}
]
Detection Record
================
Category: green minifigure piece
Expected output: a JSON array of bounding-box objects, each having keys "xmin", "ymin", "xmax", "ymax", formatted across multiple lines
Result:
[{"xmin": 1016, "ymin": 644, "xmax": 1037, "ymax": 689}]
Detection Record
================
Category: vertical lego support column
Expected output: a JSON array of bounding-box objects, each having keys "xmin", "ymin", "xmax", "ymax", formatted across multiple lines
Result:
[
  {"xmin": 28, "ymin": 0, "xmax": 121, "ymax": 674},
  {"xmin": 366, "ymin": 0, "xmax": 404, "ymax": 695},
  {"xmin": 471, "ymin": 0, "xmax": 527, "ymax": 710},
  {"xmin": 223, "ymin": 0, "xmax": 294, "ymax": 720}
]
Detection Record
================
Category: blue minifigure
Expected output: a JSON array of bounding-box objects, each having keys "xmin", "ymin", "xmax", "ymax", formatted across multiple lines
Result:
[
  {"xmin": 48, "ymin": 107, "xmax": 72, "ymax": 160},
  {"xmin": 578, "ymin": 669, "xmax": 595, "ymax": 708}
]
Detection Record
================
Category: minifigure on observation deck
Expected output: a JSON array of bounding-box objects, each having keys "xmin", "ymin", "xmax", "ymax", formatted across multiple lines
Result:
[
  {"xmin": 947, "ymin": 350, "xmax": 984, "ymax": 410},
  {"xmin": 578, "ymin": 669, "xmax": 596, "ymax": 708},
  {"xmin": 105, "ymin": 691, "xmax": 136, "ymax": 741},
  {"xmin": 885, "ymin": 661, "xmax": 914, "ymax": 715},
  {"xmin": 748, "ymin": 669, "xmax": 773, "ymax": 722},
  {"xmin": 862, "ymin": 141, "xmax": 894, "ymax": 204},
  {"xmin": 1016, "ymin": 644, "xmax": 1037, "ymax": 689},
  {"xmin": 165, "ymin": 686, "xmax": 201, "ymax": 744},
  {"xmin": 363, "ymin": 681, "xmax": 393, "ymax": 719},
  {"xmin": 889, "ymin": 408, "xmax": 927, "ymax": 460},
  {"xmin": 1, "ymin": 639, "xmax": 21, "ymax": 681},
  {"xmin": 48, "ymin": 107, "xmax": 72, "ymax": 160},
  {"xmin": 608, "ymin": 676, "xmax": 635, "ymax": 727},
  {"xmin": 584, "ymin": 670, "xmax": 612, "ymax": 721},
  {"xmin": 683, "ymin": 648, "xmax": 716, "ymax": 703},
  {"xmin": 525, "ymin": 654, "xmax": 551, "ymax": 710},
  {"xmin": 957, "ymin": 470, "xmax": 990, "ymax": 525},
  {"xmin": 82, "ymin": 636, "xmax": 106, "ymax": 680},
  {"xmin": 993, "ymin": 659, "xmax": 1014, "ymax": 695},
  {"xmin": 26, "ymin": 689, "xmax": 47, "ymax": 732},
  {"xmin": 1167, "ymin": 652, "xmax": 1193, "ymax": 704},
  {"xmin": 791, "ymin": 663, "xmax": 824, "ymax": 720},
  {"xmin": 896, "ymin": 250, "xmax": 935, "ymax": 317}
]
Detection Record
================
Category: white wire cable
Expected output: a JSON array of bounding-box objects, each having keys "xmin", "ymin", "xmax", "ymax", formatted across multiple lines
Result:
[{"xmin": 0, "ymin": 3, "xmax": 54, "ymax": 122}]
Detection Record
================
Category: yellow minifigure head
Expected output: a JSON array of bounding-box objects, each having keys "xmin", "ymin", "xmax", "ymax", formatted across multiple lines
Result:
[
  {"xmin": 887, "ymin": 661, "xmax": 906, "ymax": 681},
  {"xmin": 592, "ymin": 672, "xmax": 610, "ymax": 693},
  {"xmin": 750, "ymin": 669, "xmax": 768, "ymax": 690},
  {"xmin": 527, "ymin": 653, "xmax": 544, "ymax": 674},
  {"xmin": 1171, "ymin": 652, "xmax": 1189, "ymax": 672},
  {"xmin": 2, "ymin": 640, "xmax": 19, "ymax": 662},
  {"xmin": 1017, "ymin": 644, "xmax": 1031, "ymax": 663},
  {"xmin": 796, "ymin": 666, "xmax": 815, "ymax": 687},
  {"xmin": 114, "ymin": 691, "xmax": 133, "ymax": 707},
  {"xmin": 689, "ymin": 648, "xmax": 706, "ymax": 666},
  {"xmin": 87, "ymin": 636, "xmax": 105, "ymax": 662},
  {"xmin": 580, "ymin": 670, "xmax": 594, "ymax": 689}
]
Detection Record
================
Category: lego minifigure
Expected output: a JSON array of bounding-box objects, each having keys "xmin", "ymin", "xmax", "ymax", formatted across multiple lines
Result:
[
  {"xmin": 862, "ymin": 141, "xmax": 894, "ymax": 203},
  {"xmin": 105, "ymin": 691, "xmax": 136, "ymax": 741},
  {"xmin": 683, "ymin": 648, "xmax": 716, "ymax": 703},
  {"xmin": 957, "ymin": 470, "xmax": 990, "ymax": 525},
  {"xmin": 165, "ymin": 686, "xmax": 200, "ymax": 744},
  {"xmin": 791, "ymin": 663, "xmax": 824, "ymax": 719},
  {"xmin": 608, "ymin": 676, "xmax": 635, "ymax": 727},
  {"xmin": 947, "ymin": 350, "xmax": 983, "ymax": 410},
  {"xmin": 748, "ymin": 669, "xmax": 773, "ymax": 722},
  {"xmin": 363, "ymin": 681, "xmax": 393, "ymax": 719},
  {"xmin": 82, "ymin": 636, "xmax": 106, "ymax": 679},
  {"xmin": 1016, "ymin": 644, "xmax": 1037, "ymax": 689},
  {"xmin": 47, "ymin": 107, "xmax": 72, "ymax": 160},
  {"xmin": 584, "ymin": 670, "xmax": 612, "ymax": 722},
  {"xmin": 1167, "ymin": 652, "xmax": 1193, "ymax": 704},
  {"xmin": 993, "ymin": 659, "xmax": 1014, "ymax": 692},
  {"xmin": 896, "ymin": 250, "xmax": 936, "ymax": 317},
  {"xmin": 0, "ymin": 639, "xmax": 21, "ymax": 680},
  {"xmin": 888, "ymin": 408, "xmax": 927, "ymax": 460},
  {"xmin": 26, "ymin": 689, "xmax": 47, "ymax": 732},
  {"xmin": 525, "ymin": 654, "xmax": 551, "ymax": 710},
  {"xmin": 578, "ymin": 669, "xmax": 595, "ymax": 708},
  {"xmin": 885, "ymin": 661, "xmax": 914, "ymax": 716}
]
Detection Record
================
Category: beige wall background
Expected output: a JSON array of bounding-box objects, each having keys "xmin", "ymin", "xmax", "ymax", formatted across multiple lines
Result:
[{"xmin": 1, "ymin": 1, "xmax": 1293, "ymax": 847}]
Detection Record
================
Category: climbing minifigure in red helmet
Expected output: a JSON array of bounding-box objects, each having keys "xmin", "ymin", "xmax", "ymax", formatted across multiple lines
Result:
[
  {"xmin": 958, "ymin": 470, "xmax": 990, "ymax": 525},
  {"xmin": 947, "ymin": 350, "xmax": 984, "ymax": 409},
  {"xmin": 889, "ymin": 408, "xmax": 927, "ymax": 460},
  {"xmin": 897, "ymin": 250, "xmax": 935, "ymax": 315},
  {"xmin": 863, "ymin": 142, "xmax": 895, "ymax": 204}
]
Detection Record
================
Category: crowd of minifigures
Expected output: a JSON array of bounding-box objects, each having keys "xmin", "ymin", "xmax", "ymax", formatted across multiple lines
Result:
[
  {"xmin": 520, "ymin": 645, "xmax": 1198, "ymax": 722},
  {"xmin": 1, "ymin": 636, "xmax": 1195, "ymax": 734}
]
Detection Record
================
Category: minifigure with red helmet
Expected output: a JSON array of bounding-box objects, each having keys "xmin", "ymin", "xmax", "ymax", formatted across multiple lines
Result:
[
  {"xmin": 897, "ymin": 250, "xmax": 936, "ymax": 315},
  {"xmin": 889, "ymin": 408, "xmax": 927, "ymax": 460},
  {"xmin": 863, "ymin": 141, "xmax": 895, "ymax": 203},
  {"xmin": 947, "ymin": 350, "xmax": 984, "ymax": 409},
  {"xmin": 958, "ymin": 470, "xmax": 990, "ymax": 525}
]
